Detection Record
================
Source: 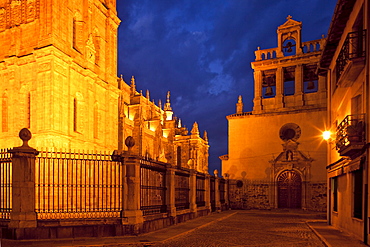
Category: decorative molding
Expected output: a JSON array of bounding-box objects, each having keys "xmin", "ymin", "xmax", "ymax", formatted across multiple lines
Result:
[{"xmin": 0, "ymin": 0, "xmax": 40, "ymax": 31}]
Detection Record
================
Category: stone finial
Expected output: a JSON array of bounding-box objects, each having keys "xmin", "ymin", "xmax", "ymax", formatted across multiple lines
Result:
[
  {"xmin": 214, "ymin": 169, "xmax": 218, "ymax": 176},
  {"xmin": 125, "ymin": 136, "xmax": 135, "ymax": 154},
  {"xmin": 158, "ymin": 99, "xmax": 162, "ymax": 109},
  {"xmin": 203, "ymin": 130, "xmax": 208, "ymax": 141},
  {"xmin": 19, "ymin": 128, "xmax": 32, "ymax": 147},
  {"xmin": 146, "ymin": 90, "xmax": 150, "ymax": 99},
  {"xmin": 130, "ymin": 76, "xmax": 136, "ymax": 95},
  {"xmin": 191, "ymin": 122, "xmax": 199, "ymax": 135},
  {"xmin": 164, "ymin": 91, "xmax": 172, "ymax": 111},
  {"xmin": 177, "ymin": 118, "xmax": 182, "ymax": 128},
  {"xmin": 236, "ymin": 95, "xmax": 244, "ymax": 114},
  {"xmin": 287, "ymin": 15, "xmax": 292, "ymax": 20}
]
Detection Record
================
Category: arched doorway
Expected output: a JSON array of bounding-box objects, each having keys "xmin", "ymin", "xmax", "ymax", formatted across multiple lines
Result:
[{"xmin": 277, "ymin": 170, "xmax": 302, "ymax": 208}]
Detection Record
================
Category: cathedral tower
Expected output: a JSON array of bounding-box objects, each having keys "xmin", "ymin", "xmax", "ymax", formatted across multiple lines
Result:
[{"xmin": 0, "ymin": 0, "xmax": 120, "ymax": 150}]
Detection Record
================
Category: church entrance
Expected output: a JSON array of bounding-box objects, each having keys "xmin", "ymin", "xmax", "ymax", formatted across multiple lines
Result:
[{"xmin": 277, "ymin": 170, "xmax": 302, "ymax": 208}]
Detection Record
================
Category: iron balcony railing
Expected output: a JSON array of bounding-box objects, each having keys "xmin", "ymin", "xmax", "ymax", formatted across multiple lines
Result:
[
  {"xmin": 336, "ymin": 30, "xmax": 366, "ymax": 81},
  {"xmin": 336, "ymin": 114, "xmax": 366, "ymax": 154}
]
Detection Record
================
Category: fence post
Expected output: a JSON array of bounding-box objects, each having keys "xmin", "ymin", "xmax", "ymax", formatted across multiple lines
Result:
[
  {"xmin": 166, "ymin": 165, "xmax": 176, "ymax": 218},
  {"xmin": 121, "ymin": 154, "xmax": 144, "ymax": 229},
  {"xmin": 224, "ymin": 173, "xmax": 230, "ymax": 209},
  {"xmin": 189, "ymin": 170, "xmax": 197, "ymax": 215},
  {"xmin": 8, "ymin": 128, "xmax": 39, "ymax": 230},
  {"xmin": 214, "ymin": 170, "xmax": 221, "ymax": 212}
]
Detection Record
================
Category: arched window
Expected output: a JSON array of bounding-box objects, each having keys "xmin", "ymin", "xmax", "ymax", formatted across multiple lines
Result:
[
  {"xmin": 73, "ymin": 11, "xmax": 84, "ymax": 51},
  {"xmin": 93, "ymin": 28, "xmax": 101, "ymax": 66}
]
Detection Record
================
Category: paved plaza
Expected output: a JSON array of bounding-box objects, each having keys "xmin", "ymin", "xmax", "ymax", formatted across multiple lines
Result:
[
  {"xmin": 151, "ymin": 210, "xmax": 327, "ymax": 247},
  {"xmin": 1, "ymin": 210, "xmax": 367, "ymax": 247}
]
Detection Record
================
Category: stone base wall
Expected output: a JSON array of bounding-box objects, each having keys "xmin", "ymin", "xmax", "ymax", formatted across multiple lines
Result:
[
  {"xmin": 228, "ymin": 179, "xmax": 327, "ymax": 211},
  {"xmin": 306, "ymin": 182, "xmax": 327, "ymax": 212},
  {"xmin": 0, "ymin": 211, "xmax": 207, "ymax": 240},
  {"xmin": 229, "ymin": 180, "xmax": 271, "ymax": 210}
]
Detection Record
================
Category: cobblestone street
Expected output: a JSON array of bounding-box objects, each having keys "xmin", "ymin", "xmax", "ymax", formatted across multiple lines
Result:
[{"xmin": 152, "ymin": 210, "xmax": 325, "ymax": 247}]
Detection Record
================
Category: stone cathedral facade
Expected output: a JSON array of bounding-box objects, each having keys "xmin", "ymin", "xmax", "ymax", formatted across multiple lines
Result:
[
  {"xmin": 0, "ymin": 0, "xmax": 209, "ymax": 173},
  {"xmin": 221, "ymin": 17, "xmax": 327, "ymax": 211}
]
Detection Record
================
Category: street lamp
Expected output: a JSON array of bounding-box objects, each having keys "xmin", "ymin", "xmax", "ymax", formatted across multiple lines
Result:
[{"xmin": 322, "ymin": 130, "xmax": 332, "ymax": 141}]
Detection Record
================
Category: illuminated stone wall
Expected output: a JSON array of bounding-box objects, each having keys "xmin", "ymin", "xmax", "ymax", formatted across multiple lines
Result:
[{"xmin": 0, "ymin": 0, "xmax": 209, "ymax": 173}]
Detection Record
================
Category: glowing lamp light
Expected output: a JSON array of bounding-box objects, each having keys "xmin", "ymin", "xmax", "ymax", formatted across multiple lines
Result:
[{"xmin": 322, "ymin": 131, "xmax": 331, "ymax": 141}]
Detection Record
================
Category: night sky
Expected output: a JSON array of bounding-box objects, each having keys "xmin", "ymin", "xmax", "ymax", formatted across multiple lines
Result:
[{"xmin": 116, "ymin": 0, "xmax": 337, "ymax": 174}]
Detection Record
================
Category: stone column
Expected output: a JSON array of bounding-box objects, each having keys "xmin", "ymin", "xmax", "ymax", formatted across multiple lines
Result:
[
  {"xmin": 294, "ymin": 64, "xmax": 304, "ymax": 106},
  {"xmin": 166, "ymin": 165, "xmax": 176, "ymax": 217},
  {"xmin": 214, "ymin": 171, "xmax": 221, "ymax": 212},
  {"xmin": 189, "ymin": 170, "xmax": 197, "ymax": 215},
  {"xmin": 318, "ymin": 75, "xmax": 327, "ymax": 106},
  {"xmin": 253, "ymin": 70, "xmax": 263, "ymax": 113},
  {"xmin": 8, "ymin": 128, "xmax": 39, "ymax": 229},
  {"xmin": 275, "ymin": 67, "xmax": 284, "ymax": 109},
  {"xmin": 121, "ymin": 155, "xmax": 144, "ymax": 228},
  {"xmin": 224, "ymin": 174, "xmax": 230, "ymax": 209}
]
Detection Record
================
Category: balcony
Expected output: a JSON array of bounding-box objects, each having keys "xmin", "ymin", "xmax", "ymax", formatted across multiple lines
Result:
[
  {"xmin": 336, "ymin": 30, "xmax": 366, "ymax": 87},
  {"xmin": 336, "ymin": 114, "xmax": 366, "ymax": 157}
]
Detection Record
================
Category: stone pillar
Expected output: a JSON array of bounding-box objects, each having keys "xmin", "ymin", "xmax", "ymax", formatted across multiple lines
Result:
[
  {"xmin": 189, "ymin": 170, "xmax": 197, "ymax": 215},
  {"xmin": 224, "ymin": 174, "xmax": 230, "ymax": 209},
  {"xmin": 8, "ymin": 128, "xmax": 39, "ymax": 229},
  {"xmin": 275, "ymin": 67, "xmax": 284, "ymax": 109},
  {"xmin": 318, "ymin": 75, "xmax": 327, "ymax": 106},
  {"xmin": 121, "ymin": 155, "xmax": 144, "ymax": 228},
  {"xmin": 253, "ymin": 70, "xmax": 263, "ymax": 113},
  {"xmin": 214, "ymin": 171, "xmax": 221, "ymax": 212},
  {"xmin": 166, "ymin": 165, "xmax": 176, "ymax": 217},
  {"xmin": 294, "ymin": 64, "xmax": 304, "ymax": 106}
]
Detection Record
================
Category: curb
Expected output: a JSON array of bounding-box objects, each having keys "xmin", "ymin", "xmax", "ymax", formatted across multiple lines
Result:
[{"xmin": 305, "ymin": 220, "xmax": 331, "ymax": 247}]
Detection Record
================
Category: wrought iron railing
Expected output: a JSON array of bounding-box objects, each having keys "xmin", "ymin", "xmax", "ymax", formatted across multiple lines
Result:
[
  {"xmin": 336, "ymin": 30, "xmax": 366, "ymax": 80},
  {"xmin": 210, "ymin": 176, "xmax": 215, "ymax": 211},
  {"xmin": 219, "ymin": 178, "xmax": 226, "ymax": 204},
  {"xmin": 175, "ymin": 171, "xmax": 190, "ymax": 210},
  {"xmin": 336, "ymin": 114, "xmax": 366, "ymax": 151},
  {"xmin": 140, "ymin": 158, "xmax": 167, "ymax": 216},
  {"xmin": 196, "ymin": 174, "xmax": 206, "ymax": 207},
  {"xmin": 35, "ymin": 149, "xmax": 123, "ymax": 220},
  {"xmin": 0, "ymin": 149, "xmax": 11, "ymax": 221}
]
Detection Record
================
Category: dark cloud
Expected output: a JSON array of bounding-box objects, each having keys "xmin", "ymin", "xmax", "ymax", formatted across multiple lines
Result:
[{"xmin": 117, "ymin": 0, "xmax": 337, "ymax": 173}]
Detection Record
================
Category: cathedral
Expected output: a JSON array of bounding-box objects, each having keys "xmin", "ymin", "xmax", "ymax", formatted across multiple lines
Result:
[
  {"xmin": 0, "ymin": 0, "xmax": 209, "ymax": 173},
  {"xmin": 221, "ymin": 16, "xmax": 327, "ymax": 211}
]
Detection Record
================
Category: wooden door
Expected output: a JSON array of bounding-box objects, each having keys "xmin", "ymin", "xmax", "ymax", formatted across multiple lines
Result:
[{"xmin": 278, "ymin": 170, "xmax": 302, "ymax": 208}]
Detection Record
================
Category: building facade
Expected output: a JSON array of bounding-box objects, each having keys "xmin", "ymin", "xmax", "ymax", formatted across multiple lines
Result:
[
  {"xmin": 221, "ymin": 17, "xmax": 327, "ymax": 211},
  {"xmin": 319, "ymin": 0, "xmax": 369, "ymax": 243},
  {"xmin": 0, "ymin": 0, "xmax": 208, "ymax": 173}
]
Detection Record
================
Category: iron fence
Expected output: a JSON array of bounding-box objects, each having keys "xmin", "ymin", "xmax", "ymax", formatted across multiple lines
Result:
[
  {"xmin": 219, "ymin": 178, "xmax": 226, "ymax": 204},
  {"xmin": 196, "ymin": 173, "xmax": 206, "ymax": 207},
  {"xmin": 35, "ymin": 149, "xmax": 123, "ymax": 220},
  {"xmin": 140, "ymin": 158, "xmax": 167, "ymax": 216},
  {"xmin": 175, "ymin": 170, "xmax": 190, "ymax": 210},
  {"xmin": 210, "ymin": 176, "xmax": 215, "ymax": 211},
  {"xmin": 0, "ymin": 149, "xmax": 11, "ymax": 220}
]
